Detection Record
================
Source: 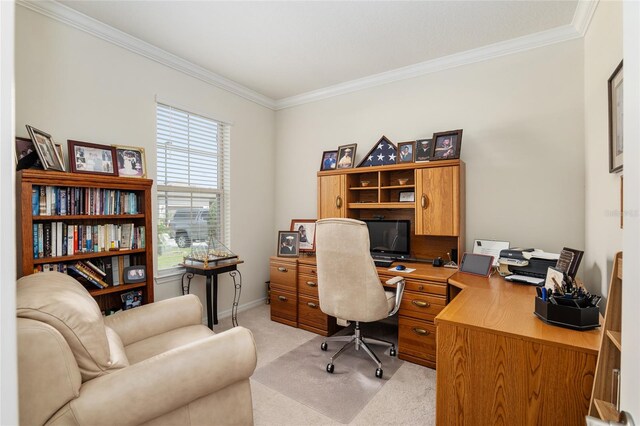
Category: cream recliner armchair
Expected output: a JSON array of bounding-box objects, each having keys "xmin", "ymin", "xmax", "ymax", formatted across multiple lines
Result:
[
  {"xmin": 16, "ymin": 272, "xmax": 257, "ymax": 426},
  {"xmin": 315, "ymin": 218, "xmax": 405, "ymax": 379}
]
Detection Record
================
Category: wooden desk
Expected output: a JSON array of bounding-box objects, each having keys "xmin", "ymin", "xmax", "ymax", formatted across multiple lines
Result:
[
  {"xmin": 180, "ymin": 259, "xmax": 244, "ymax": 328},
  {"xmin": 435, "ymin": 272, "xmax": 601, "ymax": 425}
]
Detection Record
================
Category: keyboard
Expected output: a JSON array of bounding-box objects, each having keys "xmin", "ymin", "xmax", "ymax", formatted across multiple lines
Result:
[{"xmin": 373, "ymin": 259, "xmax": 393, "ymax": 268}]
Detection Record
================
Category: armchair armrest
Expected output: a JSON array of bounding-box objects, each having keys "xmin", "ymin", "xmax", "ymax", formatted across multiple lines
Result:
[
  {"xmin": 104, "ymin": 294, "xmax": 203, "ymax": 346},
  {"xmin": 66, "ymin": 326, "xmax": 257, "ymax": 426},
  {"xmin": 385, "ymin": 276, "xmax": 405, "ymax": 316}
]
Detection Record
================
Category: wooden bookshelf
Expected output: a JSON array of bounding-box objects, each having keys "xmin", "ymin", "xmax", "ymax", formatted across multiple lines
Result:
[
  {"xmin": 589, "ymin": 252, "xmax": 622, "ymax": 422},
  {"xmin": 17, "ymin": 169, "xmax": 155, "ymax": 308}
]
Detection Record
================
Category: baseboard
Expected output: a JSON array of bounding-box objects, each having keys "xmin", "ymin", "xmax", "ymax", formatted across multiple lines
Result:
[{"xmin": 202, "ymin": 297, "xmax": 267, "ymax": 324}]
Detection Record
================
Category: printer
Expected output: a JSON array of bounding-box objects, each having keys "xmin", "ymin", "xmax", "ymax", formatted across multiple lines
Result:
[{"xmin": 498, "ymin": 248, "xmax": 559, "ymax": 279}]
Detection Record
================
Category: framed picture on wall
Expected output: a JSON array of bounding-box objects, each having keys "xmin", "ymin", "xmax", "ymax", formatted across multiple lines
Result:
[
  {"xmin": 290, "ymin": 219, "xmax": 316, "ymax": 252},
  {"xmin": 608, "ymin": 60, "xmax": 623, "ymax": 173},
  {"xmin": 277, "ymin": 231, "xmax": 299, "ymax": 257}
]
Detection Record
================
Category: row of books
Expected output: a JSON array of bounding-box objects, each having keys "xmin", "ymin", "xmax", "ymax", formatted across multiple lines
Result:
[
  {"xmin": 35, "ymin": 255, "xmax": 137, "ymax": 288},
  {"xmin": 32, "ymin": 222, "xmax": 145, "ymax": 259},
  {"xmin": 32, "ymin": 185, "xmax": 141, "ymax": 216}
]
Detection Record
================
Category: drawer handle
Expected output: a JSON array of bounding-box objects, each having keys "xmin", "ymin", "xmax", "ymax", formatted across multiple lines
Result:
[
  {"xmin": 278, "ymin": 267, "xmax": 288, "ymax": 272},
  {"xmin": 412, "ymin": 300, "xmax": 430, "ymax": 308},
  {"xmin": 278, "ymin": 296, "xmax": 287, "ymax": 302},
  {"xmin": 336, "ymin": 195, "xmax": 343, "ymax": 209},
  {"xmin": 307, "ymin": 302, "xmax": 317, "ymax": 308},
  {"xmin": 413, "ymin": 327, "xmax": 430, "ymax": 336},
  {"xmin": 306, "ymin": 281, "xmax": 317, "ymax": 287},
  {"xmin": 421, "ymin": 194, "xmax": 427, "ymax": 209},
  {"xmin": 311, "ymin": 269, "xmax": 316, "ymax": 275},
  {"xmin": 418, "ymin": 285, "xmax": 424, "ymax": 291}
]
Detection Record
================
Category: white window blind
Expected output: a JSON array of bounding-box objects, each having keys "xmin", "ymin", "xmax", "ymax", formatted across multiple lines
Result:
[{"xmin": 156, "ymin": 103, "xmax": 231, "ymax": 272}]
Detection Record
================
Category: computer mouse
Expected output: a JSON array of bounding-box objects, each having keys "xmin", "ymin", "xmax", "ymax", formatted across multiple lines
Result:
[{"xmin": 395, "ymin": 265, "xmax": 406, "ymax": 271}]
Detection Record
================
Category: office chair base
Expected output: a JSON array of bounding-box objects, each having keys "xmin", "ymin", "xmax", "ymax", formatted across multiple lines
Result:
[{"xmin": 321, "ymin": 322, "xmax": 394, "ymax": 378}]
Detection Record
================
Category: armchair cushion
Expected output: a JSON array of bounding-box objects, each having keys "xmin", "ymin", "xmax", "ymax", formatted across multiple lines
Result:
[
  {"xmin": 16, "ymin": 272, "xmax": 111, "ymax": 382},
  {"xmin": 125, "ymin": 324, "xmax": 214, "ymax": 365}
]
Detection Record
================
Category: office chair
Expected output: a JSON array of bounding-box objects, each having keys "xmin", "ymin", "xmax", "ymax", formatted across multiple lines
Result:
[{"xmin": 315, "ymin": 218, "xmax": 405, "ymax": 379}]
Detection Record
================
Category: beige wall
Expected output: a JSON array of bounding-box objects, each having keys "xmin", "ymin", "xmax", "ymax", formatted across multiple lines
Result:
[
  {"xmin": 15, "ymin": 7, "xmax": 276, "ymax": 312},
  {"xmin": 276, "ymin": 40, "xmax": 585, "ymax": 254},
  {"xmin": 583, "ymin": 1, "xmax": 623, "ymax": 298}
]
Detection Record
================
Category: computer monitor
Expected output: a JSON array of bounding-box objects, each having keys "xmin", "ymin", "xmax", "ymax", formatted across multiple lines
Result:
[{"xmin": 363, "ymin": 219, "xmax": 411, "ymax": 259}]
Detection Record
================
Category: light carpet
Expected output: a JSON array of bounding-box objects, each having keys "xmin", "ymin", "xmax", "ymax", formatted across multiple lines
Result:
[{"xmin": 252, "ymin": 321, "xmax": 403, "ymax": 424}]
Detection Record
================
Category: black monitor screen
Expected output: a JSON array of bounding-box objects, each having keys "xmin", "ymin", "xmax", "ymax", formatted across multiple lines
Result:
[{"xmin": 363, "ymin": 220, "xmax": 410, "ymax": 257}]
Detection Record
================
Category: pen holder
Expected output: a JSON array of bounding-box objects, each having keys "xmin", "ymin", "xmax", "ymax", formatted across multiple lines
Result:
[{"xmin": 534, "ymin": 296, "xmax": 600, "ymax": 331}]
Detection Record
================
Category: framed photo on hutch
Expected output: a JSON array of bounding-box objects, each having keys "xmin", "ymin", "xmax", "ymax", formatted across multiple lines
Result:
[
  {"xmin": 608, "ymin": 60, "xmax": 623, "ymax": 173},
  {"xmin": 336, "ymin": 144, "xmax": 357, "ymax": 169},
  {"xmin": 397, "ymin": 141, "xmax": 415, "ymax": 164},
  {"xmin": 431, "ymin": 129, "xmax": 463, "ymax": 160},
  {"xmin": 415, "ymin": 139, "xmax": 433, "ymax": 162}
]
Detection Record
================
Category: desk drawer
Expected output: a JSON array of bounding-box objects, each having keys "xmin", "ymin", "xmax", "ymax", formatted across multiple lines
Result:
[
  {"xmin": 378, "ymin": 276, "xmax": 447, "ymax": 297},
  {"xmin": 398, "ymin": 316, "xmax": 436, "ymax": 362},
  {"xmin": 400, "ymin": 291, "xmax": 446, "ymax": 321},
  {"xmin": 270, "ymin": 261, "xmax": 297, "ymax": 291},
  {"xmin": 298, "ymin": 263, "xmax": 317, "ymax": 277},
  {"xmin": 298, "ymin": 295, "xmax": 327, "ymax": 329},
  {"xmin": 298, "ymin": 273, "xmax": 319, "ymax": 298},
  {"xmin": 270, "ymin": 288, "xmax": 297, "ymax": 327}
]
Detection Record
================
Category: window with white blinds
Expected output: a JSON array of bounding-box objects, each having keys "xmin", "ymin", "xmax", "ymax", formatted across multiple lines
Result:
[{"xmin": 156, "ymin": 103, "xmax": 231, "ymax": 272}]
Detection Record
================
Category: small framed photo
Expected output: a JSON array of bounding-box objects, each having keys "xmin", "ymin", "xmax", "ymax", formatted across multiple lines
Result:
[
  {"xmin": 68, "ymin": 140, "xmax": 118, "ymax": 176},
  {"xmin": 123, "ymin": 265, "xmax": 146, "ymax": 284},
  {"xmin": 415, "ymin": 139, "xmax": 433, "ymax": 162},
  {"xmin": 397, "ymin": 141, "xmax": 415, "ymax": 164},
  {"xmin": 114, "ymin": 145, "xmax": 147, "ymax": 178},
  {"xmin": 277, "ymin": 231, "xmax": 299, "ymax": 257},
  {"xmin": 336, "ymin": 143, "xmax": 357, "ymax": 169},
  {"xmin": 320, "ymin": 150, "xmax": 338, "ymax": 171},
  {"xmin": 431, "ymin": 129, "xmax": 463, "ymax": 160},
  {"xmin": 608, "ymin": 60, "xmax": 623, "ymax": 173},
  {"xmin": 399, "ymin": 191, "xmax": 415, "ymax": 202},
  {"xmin": 120, "ymin": 289, "xmax": 143, "ymax": 310},
  {"xmin": 25, "ymin": 125, "xmax": 65, "ymax": 171},
  {"xmin": 290, "ymin": 219, "xmax": 316, "ymax": 252}
]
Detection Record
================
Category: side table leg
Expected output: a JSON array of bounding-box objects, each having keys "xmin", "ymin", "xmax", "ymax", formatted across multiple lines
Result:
[
  {"xmin": 181, "ymin": 272, "xmax": 194, "ymax": 295},
  {"xmin": 212, "ymin": 274, "xmax": 219, "ymax": 325},
  {"xmin": 229, "ymin": 270, "xmax": 242, "ymax": 327},
  {"xmin": 206, "ymin": 275, "xmax": 213, "ymax": 329}
]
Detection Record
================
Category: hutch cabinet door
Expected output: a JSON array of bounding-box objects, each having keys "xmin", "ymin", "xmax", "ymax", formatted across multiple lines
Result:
[
  {"xmin": 317, "ymin": 175, "xmax": 346, "ymax": 219},
  {"xmin": 415, "ymin": 166, "xmax": 459, "ymax": 236}
]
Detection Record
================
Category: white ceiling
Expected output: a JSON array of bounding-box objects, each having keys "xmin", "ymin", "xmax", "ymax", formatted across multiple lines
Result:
[{"xmin": 57, "ymin": 0, "xmax": 579, "ymax": 102}]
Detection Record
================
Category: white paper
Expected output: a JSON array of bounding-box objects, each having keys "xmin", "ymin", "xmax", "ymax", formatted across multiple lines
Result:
[
  {"xmin": 387, "ymin": 267, "xmax": 416, "ymax": 273},
  {"xmin": 473, "ymin": 239, "xmax": 510, "ymax": 266}
]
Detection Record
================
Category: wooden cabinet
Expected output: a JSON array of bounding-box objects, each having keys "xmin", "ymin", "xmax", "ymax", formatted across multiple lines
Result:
[
  {"xmin": 17, "ymin": 170, "xmax": 154, "ymax": 311},
  {"xmin": 415, "ymin": 165, "xmax": 460, "ymax": 236},
  {"xmin": 317, "ymin": 160, "xmax": 464, "ymax": 264},
  {"xmin": 318, "ymin": 175, "xmax": 347, "ymax": 219},
  {"xmin": 269, "ymin": 257, "xmax": 297, "ymax": 327}
]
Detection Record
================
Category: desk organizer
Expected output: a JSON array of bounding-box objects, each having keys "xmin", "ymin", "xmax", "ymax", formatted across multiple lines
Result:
[{"xmin": 534, "ymin": 296, "xmax": 600, "ymax": 331}]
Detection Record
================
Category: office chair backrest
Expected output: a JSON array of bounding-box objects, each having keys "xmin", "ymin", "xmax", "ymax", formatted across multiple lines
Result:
[{"xmin": 315, "ymin": 218, "xmax": 390, "ymax": 322}]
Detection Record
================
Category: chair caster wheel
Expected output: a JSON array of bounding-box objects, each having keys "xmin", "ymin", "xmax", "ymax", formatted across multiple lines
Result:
[
  {"xmin": 375, "ymin": 368, "xmax": 383, "ymax": 379},
  {"xmin": 321, "ymin": 342, "xmax": 328, "ymax": 351},
  {"xmin": 390, "ymin": 347, "xmax": 396, "ymax": 357},
  {"xmin": 327, "ymin": 363, "xmax": 335, "ymax": 373}
]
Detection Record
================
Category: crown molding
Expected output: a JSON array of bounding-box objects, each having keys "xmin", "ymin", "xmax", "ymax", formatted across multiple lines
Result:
[
  {"xmin": 17, "ymin": 0, "xmax": 277, "ymax": 110},
  {"xmin": 275, "ymin": 24, "xmax": 581, "ymax": 110},
  {"xmin": 572, "ymin": 0, "xmax": 599, "ymax": 36}
]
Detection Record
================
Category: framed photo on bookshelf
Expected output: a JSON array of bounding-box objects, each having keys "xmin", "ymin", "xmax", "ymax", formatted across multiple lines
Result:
[
  {"xmin": 25, "ymin": 125, "xmax": 65, "ymax": 172},
  {"xmin": 68, "ymin": 140, "xmax": 118, "ymax": 176},
  {"xmin": 113, "ymin": 145, "xmax": 147, "ymax": 178}
]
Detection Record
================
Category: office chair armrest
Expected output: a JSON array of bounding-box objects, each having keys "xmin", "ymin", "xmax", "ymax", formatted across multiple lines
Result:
[{"xmin": 386, "ymin": 277, "xmax": 405, "ymax": 316}]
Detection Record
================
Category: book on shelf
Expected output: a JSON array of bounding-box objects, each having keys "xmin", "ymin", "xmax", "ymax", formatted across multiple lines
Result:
[
  {"xmin": 34, "ymin": 255, "xmax": 129, "ymax": 288},
  {"xmin": 67, "ymin": 263, "xmax": 105, "ymax": 289},
  {"xmin": 31, "ymin": 185, "xmax": 140, "ymax": 216}
]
